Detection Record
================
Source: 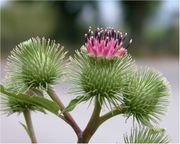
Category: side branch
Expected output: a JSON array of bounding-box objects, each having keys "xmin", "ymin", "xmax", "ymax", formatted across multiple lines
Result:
[
  {"xmin": 99, "ymin": 107, "xmax": 126, "ymax": 125},
  {"xmin": 78, "ymin": 98, "xmax": 102, "ymax": 143},
  {"xmin": 47, "ymin": 87, "xmax": 82, "ymax": 138}
]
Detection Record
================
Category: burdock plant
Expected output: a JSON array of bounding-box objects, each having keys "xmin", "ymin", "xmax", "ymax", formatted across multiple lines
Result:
[{"xmin": 0, "ymin": 27, "xmax": 170, "ymax": 143}]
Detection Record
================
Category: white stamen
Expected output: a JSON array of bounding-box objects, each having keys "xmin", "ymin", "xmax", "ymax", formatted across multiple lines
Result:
[{"xmin": 130, "ymin": 39, "xmax": 133, "ymax": 43}]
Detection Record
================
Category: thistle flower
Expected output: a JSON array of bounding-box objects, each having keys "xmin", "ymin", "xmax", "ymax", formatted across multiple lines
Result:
[
  {"xmin": 69, "ymin": 27, "xmax": 134, "ymax": 109},
  {"xmin": 84, "ymin": 26, "xmax": 132, "ymax": 59},
  {"xmin": 5, "ymin": 37, "xmax": 67, "ymax": 93}
]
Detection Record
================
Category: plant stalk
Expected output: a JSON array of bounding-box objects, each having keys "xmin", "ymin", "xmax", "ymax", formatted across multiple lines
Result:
[
  {"xmin": 78, "ymin": 98, "xmax": 102, "ymax": 143},
  {"xmin": 23, "ymin": 110, "xmax": 37, "ymax": 143},
  {"xmin": 47, "ymin": 87, "xmax": 82, "ymax": 139},
  {"xmin": 78, "ymin": 106, "xmax": 125, "ymax": 143},
  {"xmin": 99, "ymin": 107, "xmax": 125, "ymax": 125},
  {"xmin": 47, "ymin": 87, "xmax": 125, "ymax": 143}
]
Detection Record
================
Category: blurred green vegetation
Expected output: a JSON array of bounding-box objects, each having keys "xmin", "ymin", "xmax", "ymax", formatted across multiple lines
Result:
[{"xmin": 1, "ymin": 1, "xmax": 179, "ymax": 58}]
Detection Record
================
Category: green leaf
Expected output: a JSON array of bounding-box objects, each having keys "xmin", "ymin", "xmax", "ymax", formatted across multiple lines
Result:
[
  {"xmin": 0, "ymin": 84, "xmax": 59, "ymax": 115},
  {"xmin": 19, "ymin": 122, "xmax": 30, "ymax": 137},
  {"xmin": 63, "ymin": 96, "xmax": 89, "ymax": 113}
]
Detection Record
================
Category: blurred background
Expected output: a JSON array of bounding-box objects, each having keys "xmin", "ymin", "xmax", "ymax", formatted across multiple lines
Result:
[
  {"xmin": 1, "ymin": 0, "xmax": 179, "ymax": 58},
  {"xmin": 0, "ymin": 0, "xmax": 179, "ymax": 143}
]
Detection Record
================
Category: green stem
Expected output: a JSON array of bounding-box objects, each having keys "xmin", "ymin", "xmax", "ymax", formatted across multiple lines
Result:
[
  {"xmin": 47, "ymin": 87, "xmax": 82, "ymax": 139},
  {"xmin": 47, "ymin": 86, "xmax": 125, "ymax": 143},
  {"xmin": 78, "ymin": 98, "xmax": 102, "ymax": 143},
  {"xmin": 78, "ymin": 106, "xmax": 125, "ymax": 143},
  {"xmin": 23, "ymin": 110, "xmax": 37, "ymax": 143},
  {"xmin": 99, "ymin": 108, "xmax": 125, "ymax": 125}
]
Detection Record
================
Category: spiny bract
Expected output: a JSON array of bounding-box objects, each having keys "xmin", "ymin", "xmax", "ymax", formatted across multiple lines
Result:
[
  {"xmin": 69, "ymin": 46, "xmax": 135, "ymax": 109},
  {"xmin": 124, "ymin": 126, "xmax": 169, "ymax": 143},
  {"xmin": 5, "ymin": 37, "xmax": 67, "ymax": 93},
  {"xmin": 122, "ymin": 68, "xmax": 170, "ymax": 126}
]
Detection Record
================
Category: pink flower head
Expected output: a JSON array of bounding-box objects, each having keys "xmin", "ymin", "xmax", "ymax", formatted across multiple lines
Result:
[{"xmin": 84, "ymin": 27, "xmax": 132, "ymax": 59}]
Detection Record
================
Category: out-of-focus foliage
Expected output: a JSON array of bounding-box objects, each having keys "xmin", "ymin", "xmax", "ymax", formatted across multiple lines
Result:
[
  {"xmin": 144, "ymin": 24, "xmax": 179, "ymax": 56},
  {"xmin": 2, "ymin": 2, "xmax": 57, "ymax": 37},
  {"xmin": 122, "ymin": 1, "xmax": 160, "ymax": 36},
  {"xmin": 1, "ymin": 1, "xmax": 98, "ymax": 57},
  {"xmin": 121, "ymin": 1, "xmax": 178, "ymax": 56},
  {"xmin": 1, "ymin": 1, "xmax": 179, "ymax": 58},
  {"xmin": 1, "ymin": 2, "xmax": 58, "ymax": 52},
  {"xmin": 50, "ymin": 1, "xmax": 97, "ymax": 42}
]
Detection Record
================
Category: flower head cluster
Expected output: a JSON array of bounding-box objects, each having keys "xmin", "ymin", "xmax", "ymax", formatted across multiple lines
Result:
[
  {"xmin": 84, "ymin": 27, "xmax": 132, "ymax": 59},
  {"xmin": 69, "ymin": 27, "xmax": 135, "ymax": 109}
]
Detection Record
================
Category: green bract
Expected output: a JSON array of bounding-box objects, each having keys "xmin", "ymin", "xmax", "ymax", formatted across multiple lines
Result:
[
  {"xmin": 5, "ymin": 37, "xmax": 67, "ymax": 93},
  {"xmin": 69, "ymin": 46, "xmax": 135, "ymax": 109},
  {"xmin": 124, "ymin": 126, "xmax": 170, "ymax": 143},
  {"xmin": 122, "ymin": 68, "xmax": 170, "ymax": 125}
]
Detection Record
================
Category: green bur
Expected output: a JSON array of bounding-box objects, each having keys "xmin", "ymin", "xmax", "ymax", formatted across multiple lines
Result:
[
  {"xmin": 3, "ymin": 37, "xmax": 67, "ymax": 114},
  {"xmin": 123, "ymin": 68, "xmax": 170, "ymax": 125},
  {"xmin": 69, "ymin": 47, "xmax": 135, "ymax": 109},
  {"xmin": 5, "ymin": 37, "xmax": 67, "ymax": 93}
]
